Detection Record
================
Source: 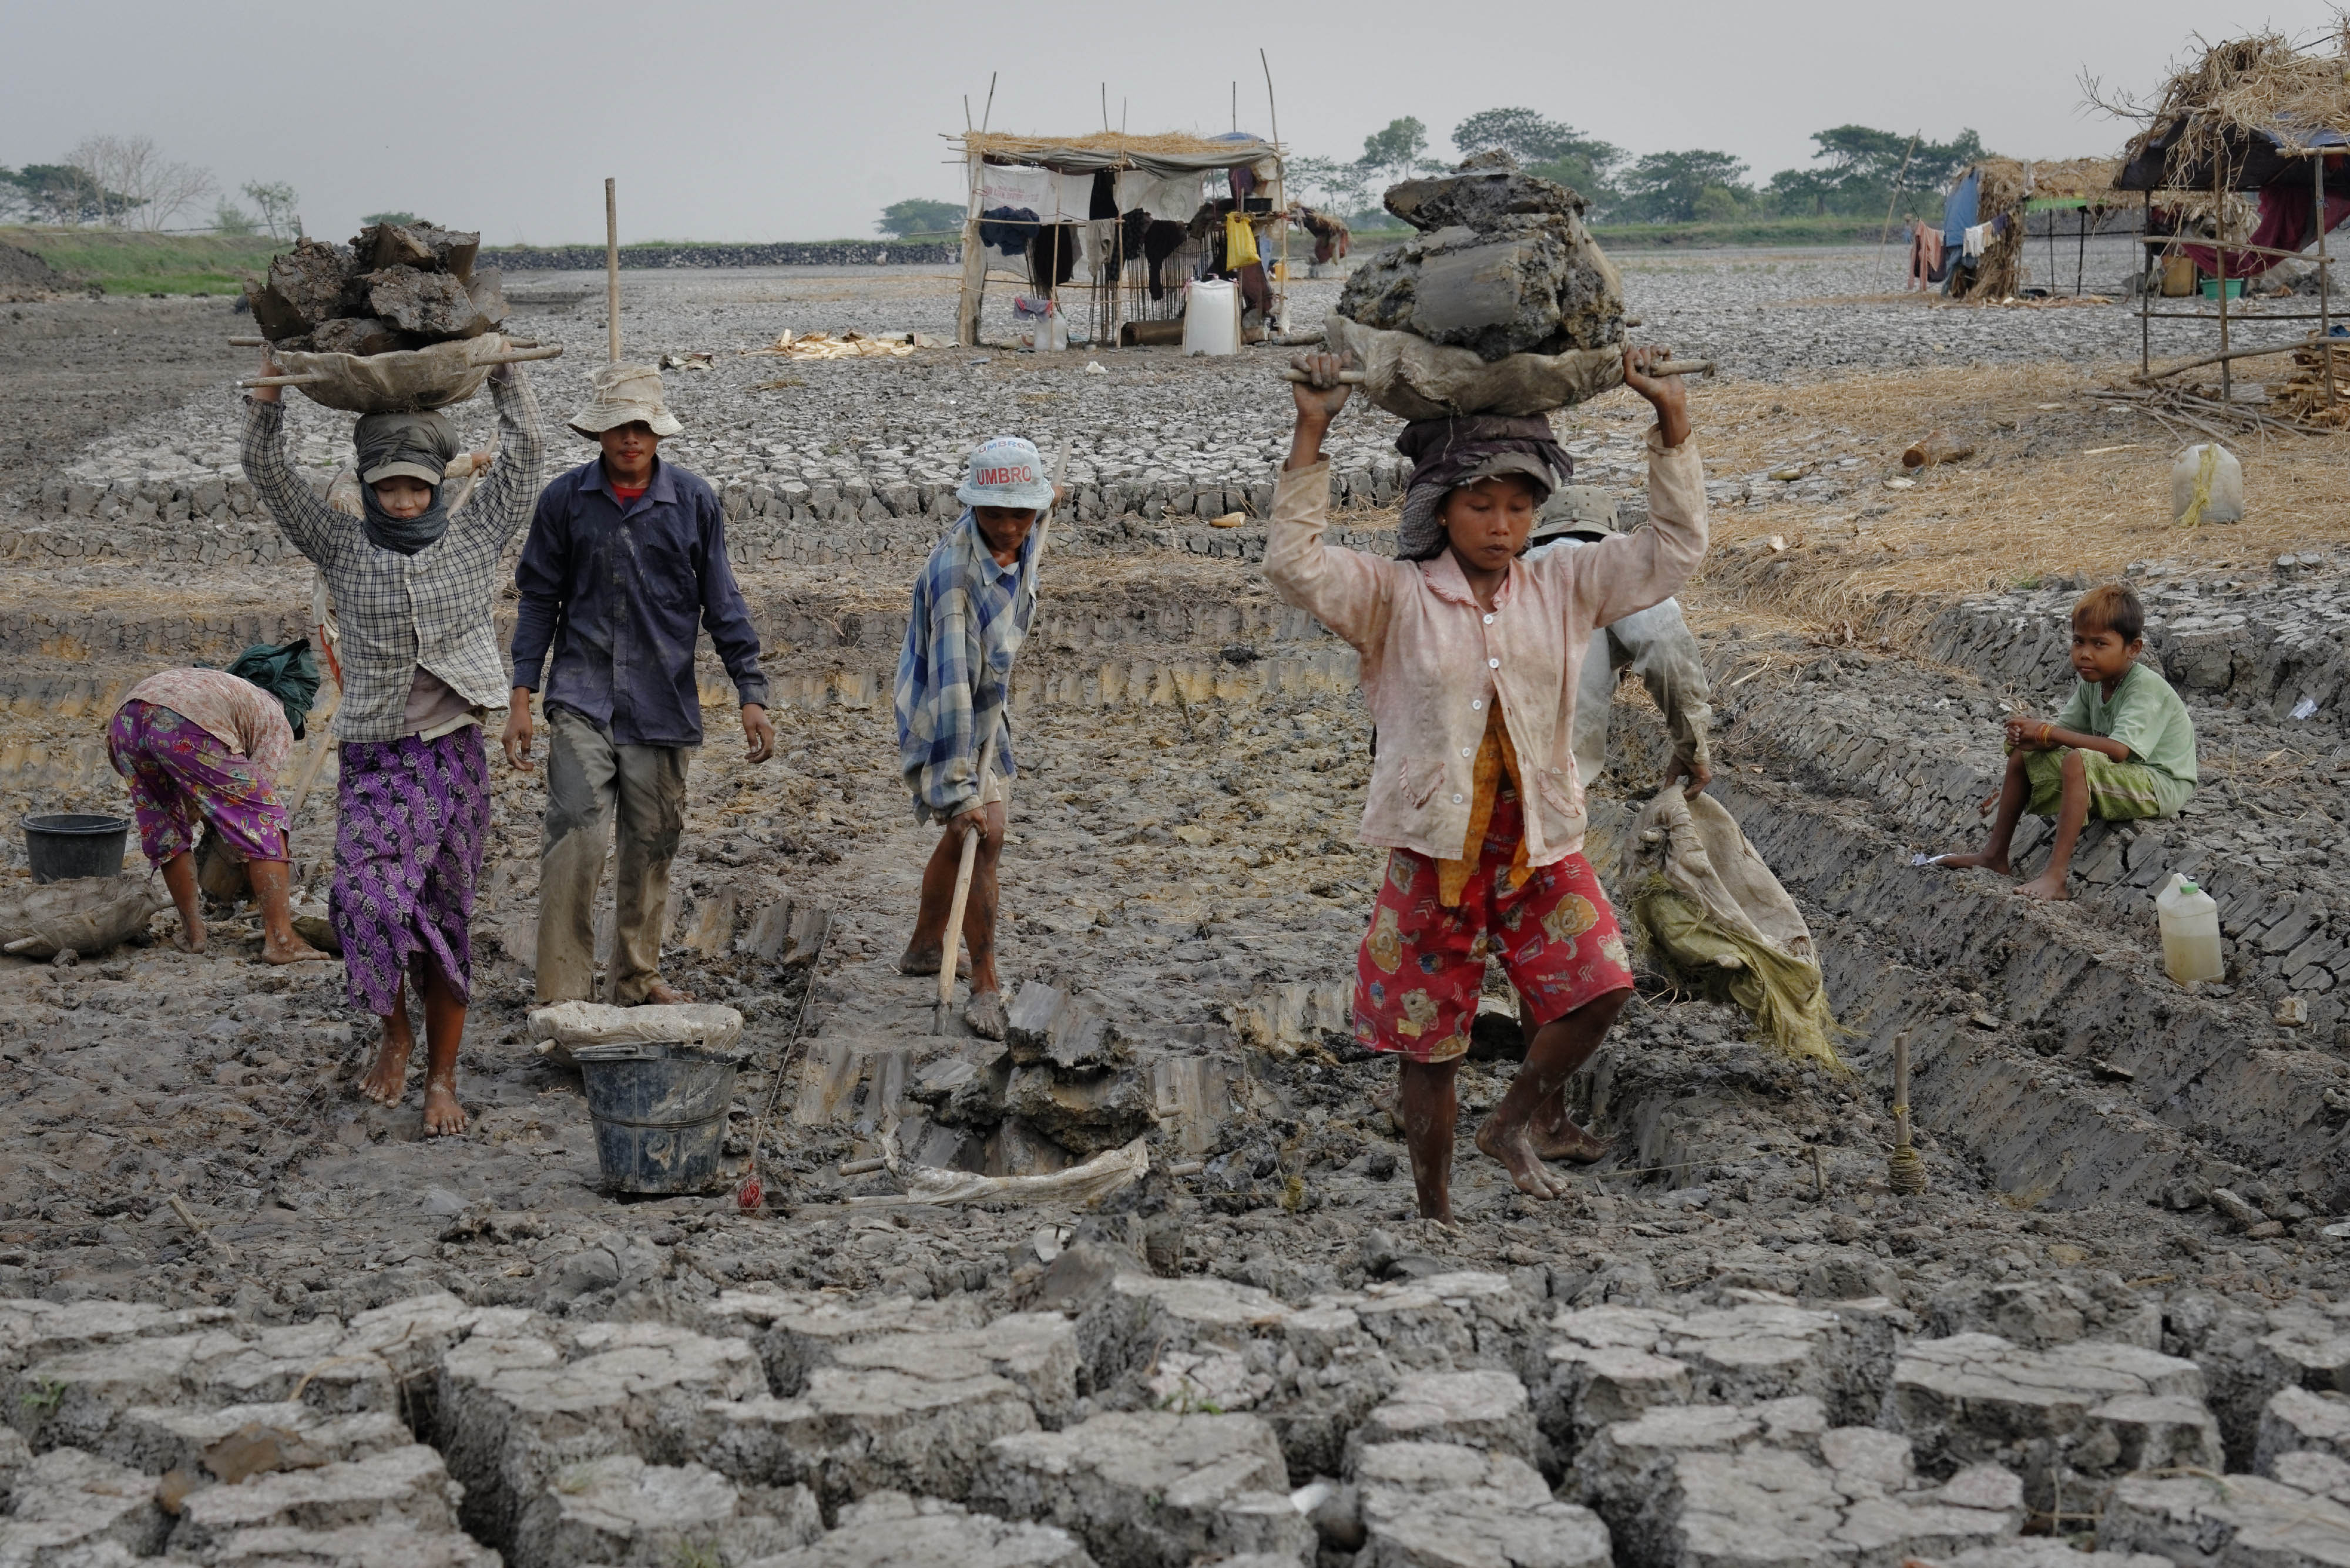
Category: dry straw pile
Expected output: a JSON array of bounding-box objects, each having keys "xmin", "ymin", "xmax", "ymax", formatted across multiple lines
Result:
[{"xmin": 2110, "ymin": 24, "xmax": 2350, "ymax": 185}]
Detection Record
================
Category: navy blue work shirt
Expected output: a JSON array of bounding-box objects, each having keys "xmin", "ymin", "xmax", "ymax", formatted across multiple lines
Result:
[{"xmin": 510, "ymin": 456, "xmax": 769, "ymax": 748}]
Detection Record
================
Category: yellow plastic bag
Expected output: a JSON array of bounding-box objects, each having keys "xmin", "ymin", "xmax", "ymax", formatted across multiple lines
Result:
[{"xmin": 1224, "ymin": 212, "xmax": 1260, "ymax": 270}]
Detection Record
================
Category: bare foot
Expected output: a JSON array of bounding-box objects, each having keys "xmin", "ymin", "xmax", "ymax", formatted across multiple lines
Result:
[
  {"xmin": 1530, "ymin": 1115, "xmax": 1611, "ymax": 1164},
  {"xmin": 421, "ymin": 1075, "xmax": 468, "ymax": 1137},
  {"xmin": 1933, "ymin": 851, "xmax": 2011, "ymax": 873},
  {"xmin": 2016, "ymin": 870, "xmax": 2070, "ymax": 901},
  {"xmin": 1475, "ymin": 1117, "xmax": 1572, "ymax": 1199},
  {"xmin": 639, "ymin": 978, "xmax": 696, "ymax": 1005},
  {"xmin": 895, "ymin": 944, "xmax": 969, "ymax": 978},
  {"xmin": 260, "ymin": 935, "xmax": 331, "ymax": 965},
  {"xmin": 359, "ymin": 1032, "xmax": 412, "ymax": 1107},
  {"xmin": 963, "ymin": 989, "xmax": 1008, "ymax": 1041},
  {"xmin": 174, "ymin": 922, "xmax": 207, "ymax": 955}
]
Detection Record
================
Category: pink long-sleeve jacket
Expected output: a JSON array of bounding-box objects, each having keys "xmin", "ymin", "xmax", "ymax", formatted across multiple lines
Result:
[{"xmin": 1263, "ymin": 427, "xmax": 1710, "ymax": 866}]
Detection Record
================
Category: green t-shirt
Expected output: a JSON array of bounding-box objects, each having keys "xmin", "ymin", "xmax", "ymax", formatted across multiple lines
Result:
[{"xmin": 2053, "ymin": 660, "xmax": 2197, "ymax": 812}]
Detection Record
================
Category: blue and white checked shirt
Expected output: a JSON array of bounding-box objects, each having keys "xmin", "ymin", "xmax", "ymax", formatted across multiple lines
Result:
[{"xmin": 894, "ymin": 511, "xmax": 1036, "ymax": 823}]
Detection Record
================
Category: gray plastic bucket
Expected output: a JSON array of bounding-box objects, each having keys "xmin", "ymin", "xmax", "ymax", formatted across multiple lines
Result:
[
  {"xmin": 23, "ymin": 814, "xmax": 130, "ymax": 884},
  {"xmin": 573, "ymin": 1040, "xmax": 739, "ymax": 1194}
]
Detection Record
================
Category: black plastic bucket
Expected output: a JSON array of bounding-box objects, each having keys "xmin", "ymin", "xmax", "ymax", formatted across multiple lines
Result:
[
  {"xmin": 574, "ymin": 1040, "xmax": 739, "ymax": 1194},
  {"xmin": 22, "ymin": 814, "xmax": 130, "ymax": 884}
]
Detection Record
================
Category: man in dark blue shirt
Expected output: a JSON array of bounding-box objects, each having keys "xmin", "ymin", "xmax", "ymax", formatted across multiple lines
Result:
[{"xmin": 505, "ymin": 362, "xmax": 773, "ymax": 1006}]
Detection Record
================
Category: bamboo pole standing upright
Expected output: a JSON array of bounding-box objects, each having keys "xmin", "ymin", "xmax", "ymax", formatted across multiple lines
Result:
[
  {"xmin": 2318, "ymin": 148, "xmax": 2335, "ymax": 407},
  {"xmin": 605, "ymin": 178, "xmax": 620, "ymax": 364},
  {"xmin": 1261, "ymin": 49, "xmax": 1287, "ymax": 334}
]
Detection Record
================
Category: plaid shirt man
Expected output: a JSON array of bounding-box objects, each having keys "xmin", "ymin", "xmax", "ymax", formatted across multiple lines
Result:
[
  {"xmin": 242, "ymin": 370, "xmax": 545, "ymax": 742},
  {"xmin": 894, "ymin": 511, "xmax": 1037, "ymax": 822}
]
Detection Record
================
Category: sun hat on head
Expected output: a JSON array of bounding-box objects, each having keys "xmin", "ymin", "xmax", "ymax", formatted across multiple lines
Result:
[
  {"xmin": 955, "ymin": 435, "xmax": 1055, "ymax": 510},
  {"xmin": 567, "ymin": 362, "xmax": 683, "ymax": 440},
  {"xmin": 1526, "ymin": 484, "xmax": 1622, "ymax": 546}
]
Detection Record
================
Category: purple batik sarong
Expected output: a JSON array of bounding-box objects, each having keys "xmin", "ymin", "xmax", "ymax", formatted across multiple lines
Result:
[
  {"xmin": 331, "ymin": 728, "xmax": 489, "ymax": 1016},
  {"xmin": 106, "ymin": 700, "xmax": 290, "ymax": 865}
]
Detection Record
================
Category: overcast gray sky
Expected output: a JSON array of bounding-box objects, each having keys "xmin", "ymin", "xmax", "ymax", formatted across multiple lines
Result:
[{"xmin": 5, "ymin": 1, "xmax": 2341, "ymax": 244}]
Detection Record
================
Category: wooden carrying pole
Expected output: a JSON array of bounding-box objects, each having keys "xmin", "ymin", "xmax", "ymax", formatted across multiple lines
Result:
[
  {"xmin": 605, "ymin": 177, "xmax": 620, "ymax": 364},
  {"xmin": 1887, "ymin": 1029, "xmax": 1927, "ymax": 1195}
]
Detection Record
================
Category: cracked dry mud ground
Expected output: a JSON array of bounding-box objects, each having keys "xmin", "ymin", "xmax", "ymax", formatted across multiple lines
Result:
[{"xmin": 2, "ymin": 260, "xmax": 2349, "ymax": 1566}]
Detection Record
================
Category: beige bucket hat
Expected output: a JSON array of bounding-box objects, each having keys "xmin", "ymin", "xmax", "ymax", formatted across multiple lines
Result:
[{"xmin": 567, "ymin": 362, "xmax": 683, "ymax": 439}]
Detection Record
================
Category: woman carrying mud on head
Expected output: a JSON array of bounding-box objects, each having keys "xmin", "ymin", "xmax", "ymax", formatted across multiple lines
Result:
[
  {"xmin": 243, "ymin": 354, "xmax": 545, "ymax": 1136},
  {"xmin": 1262, "ymin": 346, "xmax": 1707, "ymax": 1223}
]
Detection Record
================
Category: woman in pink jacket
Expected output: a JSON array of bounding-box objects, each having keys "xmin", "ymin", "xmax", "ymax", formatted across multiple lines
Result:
[{"xmin": 1267, "ymin": 347, "xmax": 1706, "ymax": 1223}]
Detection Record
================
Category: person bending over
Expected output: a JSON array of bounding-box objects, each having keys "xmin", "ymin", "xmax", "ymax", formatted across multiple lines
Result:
[
  {"xmin": 106, "ymin": 665, "xmax": 325, "ymax": 963},
  {"xmin": 1939, "ymin": 583, "xmax": 2196, "ymax": 901},
  {"xmin": 246, "ymin": 354, "xmax": 545, "ymax": 1136},
  {"xmin": 1265, "ymin": 347, "xmax": 1708, "ymax": 1223}
]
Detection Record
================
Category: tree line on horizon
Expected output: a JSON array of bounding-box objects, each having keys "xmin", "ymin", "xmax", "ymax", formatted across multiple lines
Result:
[
  {"xmin": 1291, "ymin": 110, "xmax": 1986, "ymax": 228},
  {"xmin": 874, "ymin": 111, "xmax": 1987, "ymax": 239}
]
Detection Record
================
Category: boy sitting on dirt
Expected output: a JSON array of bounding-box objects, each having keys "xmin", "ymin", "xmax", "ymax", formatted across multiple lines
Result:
[
  {"xmin": 894, "ymin": 437, "xmax": 1056, "ymax": 1040},
  {"xmin": 1939, "ymin": 583, "xmax": 2196, "ymax": 901},
  {"xmin": 1267, "ymin": 347, "xmax": 1707, "ymax": 1223}
]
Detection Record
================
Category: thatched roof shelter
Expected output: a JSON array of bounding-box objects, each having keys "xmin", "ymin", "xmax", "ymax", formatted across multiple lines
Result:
[{"xmin": 2113, "ymin": 28, "xmax": 2350, "ymax": 191}]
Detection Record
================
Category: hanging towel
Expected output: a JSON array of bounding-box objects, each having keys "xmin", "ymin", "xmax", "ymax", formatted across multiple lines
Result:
[
  {"xmin": 1962, "ymin": 222, "xmax": 1989, "ymax": 260},
  {"xmin": 1117, "ymin": 170, "xmax": 1201, "ymax": 221},
  {"xmin": 977, "ymin": 164, "xmax": 1054, "ymax": 213}
]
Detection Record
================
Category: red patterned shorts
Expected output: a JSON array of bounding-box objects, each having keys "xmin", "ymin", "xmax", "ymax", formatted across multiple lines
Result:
[{"xmin": 1351, "ymin": 793, "xmax": 1634, "ymax": 1064}]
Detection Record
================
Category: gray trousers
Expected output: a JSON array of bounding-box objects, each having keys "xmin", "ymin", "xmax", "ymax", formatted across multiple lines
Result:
[{"xmin": 536, "ymin": 706, "xmax": 692, "ymax": 1005}]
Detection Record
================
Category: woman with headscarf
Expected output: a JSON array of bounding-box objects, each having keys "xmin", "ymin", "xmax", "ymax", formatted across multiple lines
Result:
[
  {"xmin": 242, "ymin": 357, "xmax": 544, "ymax": 1136},
  {"xmin": 106, "ymin": 663, "xmax": 324, "ymax": 962},
  {"xmin": 1263, "ymin": 346, "xmax": 1707, "ymax": 1224}
]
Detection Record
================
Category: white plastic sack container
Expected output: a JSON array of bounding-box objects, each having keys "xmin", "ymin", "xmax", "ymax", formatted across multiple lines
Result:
[
  {"xmin": 2171, "ymin": 442, "xmax": 2243, "ymax": 525},
  {"xmin": 1183, "ymin": 279, "xmax": 1240, "ymax": 356}
]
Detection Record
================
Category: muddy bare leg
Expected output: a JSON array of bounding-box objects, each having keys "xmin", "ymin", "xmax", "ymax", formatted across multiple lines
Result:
[
  {"xmin": 2019, "ymin": 748, "xmax": 2088, "ymax": 901},
  {"xmin": 1398, "ymin": 1057, "xmax": 1461, "ymax": 1224},
  {"xmin": 418, "ymin": 959, "xmax": 468, "ymax": 1136},
  {"xmin": 159, "ymin": 851, "xmax": 205, "ymax": 953},
  {"xmin": 1515, "ymin": 987, "xmax": 1609, "ymax": 1163},
  {"xmin": 248, "ymin": 859, "xmax": 325, "ymax": 964},
  {"xmin": 361, "ymin": 978, "xmax": 414, "ymax": 1107},
  {"xmin": 1477, "ymin": 989, "xmax": 1630, "ymax": 1198},
  {"xmin": 1939, "ymin": 748, "xmax": 2030, "ymax": 872},
  {"xmin": 903, "ymin": 803, "xmax": 1005, "ymax": 993}
]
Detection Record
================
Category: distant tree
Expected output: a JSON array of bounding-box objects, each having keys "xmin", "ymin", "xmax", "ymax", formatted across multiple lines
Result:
[
  {"xmin": 875, "ymin": 198, "xmax": 964, "ymax": 238},
  {"xmin": 1355, "ymin": 117, "xmax": 1432, "ymax": 191},
  {"xmin": 212, "ymin": 198, "xmax": 259, "ymax": 236},
  {"xmin": 1450, "ymin": 107, "xmax": 1624, "ymax": 204},
  {"xmin": 241, "ymin": 181, "xmax": 299, "ymax": 241},
  {"xmin": 1284, "ymin": 155, "xmax": 1371, "ymax": 217},
  {"xmin": 1617, "ymin": 150, "xmax": 1752, "ymax": 223},
  {"xmin": 1763, "ymin": 126, "xmax": 1987, "ymax": 217},
  {"xmin": 2, "ymin": 162, "xmax": 133, "ymax": 226},
  {"xmin": 360, "ymin": 210, "xmax": 419, "ymax": 227},
  {"xmin": 1692, "ymin": 184, "xmax": 1747, "ymax": 224},
  {"xmin": 68, "ymin": 136, "xmax": 214, "ymax": 230}
]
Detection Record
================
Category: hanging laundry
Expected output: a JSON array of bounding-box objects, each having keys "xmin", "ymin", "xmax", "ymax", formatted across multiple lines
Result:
[
  {"xmin": 1962, "ymin": 222, "xmax": 1990, "ymax": 260},
  {"xmin": 978, "ymin": 207, "xmax": 1038, "ymax": 257},
  {"xmin": 1088, "ymin": 170, "xmax": 1119, "ymax": 220},
  {"xmin": 977, "ymin": 164, "xmax": 1054, "ymax": 213},
  {"xmin": 1142, "ymin": 220, "xmax": 1189, "ymax": 301},
  {"xmin": 1116, "ymin": 170, "xmax": 1202, "ymax": 222}
]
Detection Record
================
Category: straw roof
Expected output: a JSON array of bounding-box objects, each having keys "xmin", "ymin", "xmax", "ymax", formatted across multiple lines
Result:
[
  {"xmin": 956, "ymin": 130, "xmax": 1277, "ymax": 160},
  {"xmin": 2114, "ymin": 25, "xmax": 2350, "ymax": 187},
  {"xmin": 2025, "ymin": 157, "xmax": 2121, "ymax": 202}
]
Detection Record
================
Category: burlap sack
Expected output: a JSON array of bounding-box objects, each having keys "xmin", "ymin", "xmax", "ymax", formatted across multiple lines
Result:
[
  {"xmin": 0, "ymin": 874, "xmax": 167, "ymax": 960},
  {"xmin": 271, "ymin": 333, "xmax": 518, "ymax": 414},
  {"xmin": 1324, "ymin": 313, "xmax": 1624, "ymax": 420}
]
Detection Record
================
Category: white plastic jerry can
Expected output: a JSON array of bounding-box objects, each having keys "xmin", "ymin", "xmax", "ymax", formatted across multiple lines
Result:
[{"xmin": 2156, "ymin": 872, "xmax": 2224, "ymax": 985}]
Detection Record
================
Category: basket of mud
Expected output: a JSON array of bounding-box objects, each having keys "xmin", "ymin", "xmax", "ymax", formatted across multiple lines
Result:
[
  {"xmin": 236, "ymin": 332, "xmax": 562, "ymax": 414},
  {"xmin": 235, "ymin": 219, "xmax": 562, "ymax": 412}
]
